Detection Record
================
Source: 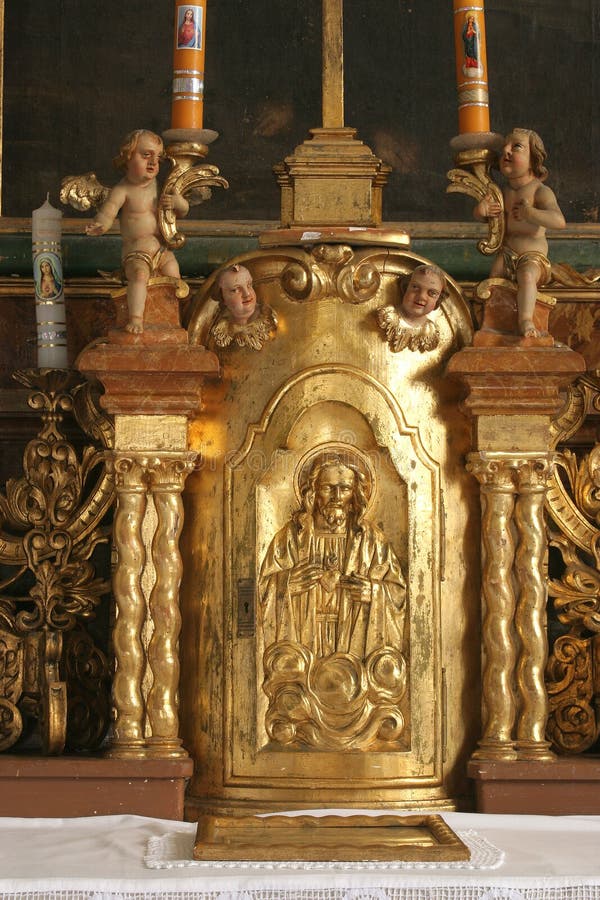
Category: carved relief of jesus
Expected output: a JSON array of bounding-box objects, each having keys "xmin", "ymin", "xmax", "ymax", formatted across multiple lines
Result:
[
  {"xmin": 258, "ymin": 450, "xmax": 406, "ymax": 660},
  {"xmin": 257, "ymin": 448, "xmax": 409, "ymax": 750}
]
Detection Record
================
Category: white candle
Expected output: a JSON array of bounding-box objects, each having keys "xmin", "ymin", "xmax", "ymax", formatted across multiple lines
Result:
[{"xmin": 32, "ymin": 196, "xmax": 68, "ymax": 368}]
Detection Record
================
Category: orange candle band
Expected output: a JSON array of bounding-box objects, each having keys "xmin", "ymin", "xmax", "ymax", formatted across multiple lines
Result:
[
  {"xmin": 453, "ymin": 1, "xmax": 491, "ymax": 134},
  {"xmin": 171, "ymin": 2, "xmax": 207, "ymax": 130}
]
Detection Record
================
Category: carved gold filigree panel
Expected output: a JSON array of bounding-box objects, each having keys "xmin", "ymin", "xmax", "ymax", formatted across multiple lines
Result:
[
  {"xmin": 0, "ymin": 370, "xmax": 114, "ymax": 753},
  {"xmin": 546, "ymin": 373, "xmax": 600, "ymax": 754}
]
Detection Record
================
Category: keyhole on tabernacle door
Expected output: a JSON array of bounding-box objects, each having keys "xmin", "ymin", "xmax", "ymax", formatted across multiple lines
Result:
[{"xmin": 237, "ymin": 578, "xmax": 255, "ymax": 637}]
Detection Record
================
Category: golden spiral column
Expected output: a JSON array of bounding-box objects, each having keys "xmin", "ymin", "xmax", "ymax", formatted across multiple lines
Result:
[
  {"xmin": 468, "ymin": 454, "xmax": 518, "ymax": 760},
  {"xmin": 106, "ymin": 455, "xmax": 148, "ymax": 757},
  {"xmin": 145, "ymin": 452, "xmax": 196, "ymax": 758},
  {"xmin": 514, "ymin": 455, "xmax": 555, "ymax": 760}
]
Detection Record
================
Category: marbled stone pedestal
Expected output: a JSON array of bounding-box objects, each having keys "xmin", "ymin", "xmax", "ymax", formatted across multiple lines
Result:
[{"xmin": 473, "ymin": 279, "xmax": 555, "ymax": 348}]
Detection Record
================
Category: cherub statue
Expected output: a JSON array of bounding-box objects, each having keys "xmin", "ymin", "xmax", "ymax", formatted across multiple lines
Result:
[
  {"xmin": 473, "ymin": 128, "xmax": 566, "ymax": 338},
  {"xmin": 377, "ymin": 264, "xmax": 447, "ymax": 352},
  {"xmin": 209, "ymin": 264, "xmax": 277, "ymax": 351},
  {"xmin": 81, "ymin": 129, "xmax": 189, "ymax": 333}
]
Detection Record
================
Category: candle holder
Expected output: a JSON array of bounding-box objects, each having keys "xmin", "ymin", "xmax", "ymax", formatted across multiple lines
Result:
[
  {"xmin": 159, "ymin": 127, "xmax": 228, "ymax": 250},
  {"xmin": 447, "ymin": 145, "xmax": 504, "ymax": 257}
]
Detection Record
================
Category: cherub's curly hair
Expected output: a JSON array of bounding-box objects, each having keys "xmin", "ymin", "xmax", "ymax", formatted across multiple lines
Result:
[
  {"xmin": 507, "ymin": 128, "xmax": 548, "ymax": 182},
  {"xmin": 112, "ymin": 129, "xmax": 164, "ymax": 172}
]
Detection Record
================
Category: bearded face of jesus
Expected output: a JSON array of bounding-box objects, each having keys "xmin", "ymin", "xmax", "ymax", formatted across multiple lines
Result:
[{"xmin": 313, "ymin": 464, "xmax": 356, "ymax": 532}]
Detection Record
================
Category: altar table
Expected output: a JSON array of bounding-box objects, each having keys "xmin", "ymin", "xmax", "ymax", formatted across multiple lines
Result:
[{"xmin": 0, "ymin": 811, "xmax": 599, "ymax": 900}]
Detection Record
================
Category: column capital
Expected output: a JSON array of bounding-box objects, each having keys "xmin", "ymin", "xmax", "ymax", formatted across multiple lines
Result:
[
  {"xmin": 467, "ymin": 451, "xmax": 556, "ymax": 488},
  {"xmin": 146, "ymin": 452, "xmax": 197, "ymax": 491}
]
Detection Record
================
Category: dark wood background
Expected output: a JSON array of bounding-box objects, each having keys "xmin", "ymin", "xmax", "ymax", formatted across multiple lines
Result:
[{"xmin": 3, "ymin": 0, "xmax": 599, "ymax": 223}]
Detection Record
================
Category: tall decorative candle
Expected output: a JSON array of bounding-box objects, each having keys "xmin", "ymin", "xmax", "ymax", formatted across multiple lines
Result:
[
  {"xmin": 32, "ymin": 196, "xmax": 68, "ymax": 368},
  {"xmin": 171, "ymin": 2, "xmax": 207, "ymax": 130},
  {"xmin": 453, "ymin": 1, "xmax": 491, "ymax": 135}
]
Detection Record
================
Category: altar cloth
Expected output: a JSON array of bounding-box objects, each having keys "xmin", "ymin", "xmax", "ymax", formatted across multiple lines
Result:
[{"xmin": 0, "ymin": 811, "xmax": 599, "ymax": 900}]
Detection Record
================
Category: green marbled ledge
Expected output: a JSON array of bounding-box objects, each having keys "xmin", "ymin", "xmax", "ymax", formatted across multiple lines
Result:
[{"xmin": 1, "ymin": 231, "xmax": 598, "ymax": 283}]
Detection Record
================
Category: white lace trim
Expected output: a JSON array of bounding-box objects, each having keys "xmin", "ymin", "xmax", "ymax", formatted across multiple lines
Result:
[
  {"xmin": 3, "ymin": 886, "xmax": 600, "ymax": 900},
  {"xmin": 144, "ymin": 829, "xmax": 504, "ymax": 871}
]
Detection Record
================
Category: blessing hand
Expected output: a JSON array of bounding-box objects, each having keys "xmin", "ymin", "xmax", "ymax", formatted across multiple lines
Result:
[
  {"xmin": 288, "ymin": 560, "xmax": 324, "ymax": 593},
  {"xmin": 340, "ymin": 573, "xmax": 372, "ymax": 604}
]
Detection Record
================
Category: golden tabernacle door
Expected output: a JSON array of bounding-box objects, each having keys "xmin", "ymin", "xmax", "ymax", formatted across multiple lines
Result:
[{"xmin": 180, "ymin": 240, "xmax": 480, "ymax": 816}]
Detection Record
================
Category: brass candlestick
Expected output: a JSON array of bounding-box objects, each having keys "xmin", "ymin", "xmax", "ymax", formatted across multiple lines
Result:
[
  {"xmin": 447, "ymin": 146, "xmax": 504, "ymax": 256},
  {"xmin": 159, "ymin": 128, "xmax": 229, "ymax": 250}
]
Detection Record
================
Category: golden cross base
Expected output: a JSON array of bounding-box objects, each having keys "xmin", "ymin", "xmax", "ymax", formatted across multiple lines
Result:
[{"xmin": 274, "ymin": 127, "xmax": 390, "ymax": 228}]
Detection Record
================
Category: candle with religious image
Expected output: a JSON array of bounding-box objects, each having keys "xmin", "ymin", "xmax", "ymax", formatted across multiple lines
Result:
[
  {"xmin": 171, "ymin": 2, "xmax": 207, "ymax": 130},
  {"xmin": 453, "ymin": 1, "xmax": 491, "ymax": 134},
  {"xmin": 32, "ymin": 197, "xmax": 68, "ymax": 368}
]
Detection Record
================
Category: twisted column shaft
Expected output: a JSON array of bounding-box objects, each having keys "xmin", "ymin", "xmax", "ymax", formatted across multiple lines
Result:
[
  {"xmin": 106, "ymin": 450, "xmax": 195, "ymax": 758},
  {"xmin": 514, "ymin": 459, "xmax": 554, "ymax": 758},
  {"xmin": 469, "ymin": 456, "xmax": 517, "ymax": 759},
  {"xmin": 107, "ymin": 456, "xmax": 147, "ymax": 756},
  {"xmin": 468, "ymin": 453, "xmax": 555, "ymax": 760},
  {"xmin": 145, "ymin": 455, "xmax": 195, "ymax": 757}
]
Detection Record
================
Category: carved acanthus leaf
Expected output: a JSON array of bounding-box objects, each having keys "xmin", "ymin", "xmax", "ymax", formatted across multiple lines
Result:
[
  {"xmin": 446, "ymin": 166, "xmax": 504, "ymax": 255},
  {"xmin": 546, "ymin": 634, "xmax": 600, "ymax": 754},
  {"xmin": 548, "ymin": 530, "xmax": 600, "ymax": 633}
]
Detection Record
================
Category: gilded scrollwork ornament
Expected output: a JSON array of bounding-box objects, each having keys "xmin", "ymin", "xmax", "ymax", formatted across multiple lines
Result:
[
  {"xmin": 446, "ymin": 148, "xmax": 504, "ymax": 256},
  {"xmin": 0, "ymin": 369, "xmax": 114, "ymax": 753},
  {"xmin": 280, "ymin": 244, "xmax": 381, "ymax": 304},
  {"xmin": 545, "ymin": 373, "xmax": 600, "ymax": 753},
  {"xmin": 0, "ymin": 629, "xmax": 24, "ymax": 752},
  {"xmin": 548, "ymin": 529, "xmax": 600, "ymax": 633},
  {"xmin": 64, "ymin": 627, "xmax": 111, "ymax": 751},
  {"xmin": 158, "ymin": 141, "xmax": 229, "ymax": 250},
  {"xmin": 546, "ymin": 633, "xmax": 600, "ymax": 754}
]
